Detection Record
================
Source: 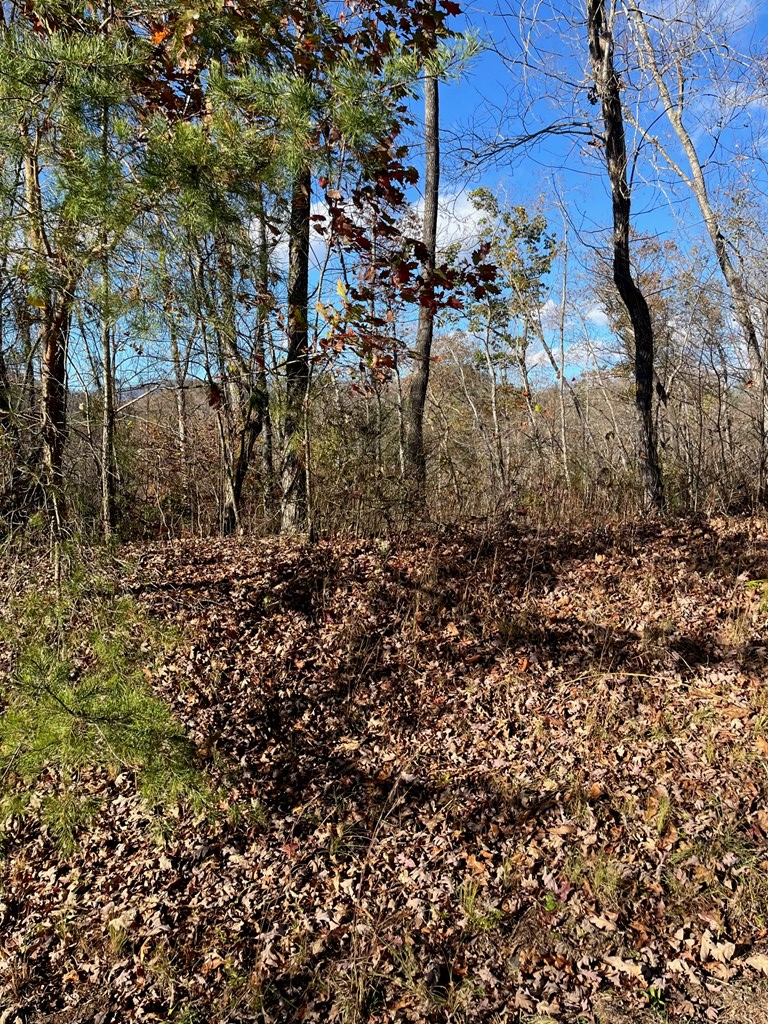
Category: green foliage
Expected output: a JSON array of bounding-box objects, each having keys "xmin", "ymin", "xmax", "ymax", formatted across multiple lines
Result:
[
  {"xmin": 40, "ymin": 790, "xmax": 102, "ymax": 854},
  {"xmin": 645, "ymin": 985, "xmax": 667, "ymax": 1013},
  {"xmin": 0, "ymin": 26, "xmax": 142, "ymax": 107},
  {"xmin": 469, "ymin": 187, "xmax": 556, "ymax": 309},
  {"xmin": 463, "ymin": 187, "xmax": 557, "ymax": 372},
  {"xmin": 387, "ymin": 30, "xmax": 482, "ymax": 83},
  {"xmin": 0, "ymin": 555, "xmax": 205, "ymax": 847},
  {"xmin": 143, "ymin": 118, "xmax": 248, "ymax": 234},
  {"xmin": 745, "ymin": 578, "xmax": 768, "ymax": 611}
]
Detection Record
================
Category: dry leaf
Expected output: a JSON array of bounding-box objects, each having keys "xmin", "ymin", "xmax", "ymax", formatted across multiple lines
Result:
[
  {"xmin": 604, "ymin": 955, "xmax": 643, "ymax": 979},
  {"xmin": 745, "ymin": 954, "xmax": 768, "ymax": 975}
]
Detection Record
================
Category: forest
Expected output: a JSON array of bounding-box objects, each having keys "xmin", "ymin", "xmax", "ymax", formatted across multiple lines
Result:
[{"xmin": 3, "ymin": 0, "xmax": 768, "ymax": 1021}]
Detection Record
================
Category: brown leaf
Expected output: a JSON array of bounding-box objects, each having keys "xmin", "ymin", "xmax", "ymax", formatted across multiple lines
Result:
[
  {"xmin": 722, "ymin": 704, "xmax": 751, "ymax": 720},
  {"xmin": 604, "ymin": 955, "xmax": 643, "ymax": 979},
  {"xmin": 745, "ymin": 953, "xmax": 768, "ymax": 975},
  {"xmin": 466, "ymin": 853, "xmax": 487, "ymax": 876}
]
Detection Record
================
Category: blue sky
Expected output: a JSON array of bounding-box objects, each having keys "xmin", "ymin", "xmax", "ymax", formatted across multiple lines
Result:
[
  {"xmin": 419, "ymin": 0, "xmax": 768, "ymax": 240},
  {"xmin": 107, "ymin": 0, "xmax": 768, "ymax": 391},
  {"xmin": 387, "ymin": 0, "xmax": 768, "ymax": 377}
]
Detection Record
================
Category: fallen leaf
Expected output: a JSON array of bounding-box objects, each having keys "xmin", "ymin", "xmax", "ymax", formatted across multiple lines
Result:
[
  {"xmin": 745, "ymin": 953, "xmax": 768, "ymax": 975},
  {"xmin": 604, "ymin": 955, "xmax": 643, "ymax": 979}
]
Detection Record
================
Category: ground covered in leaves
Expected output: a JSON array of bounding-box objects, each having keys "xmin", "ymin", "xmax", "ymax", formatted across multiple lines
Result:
[{"xmin": 3, "ymin": 517, "xmax": 768, "ymax": 1023}]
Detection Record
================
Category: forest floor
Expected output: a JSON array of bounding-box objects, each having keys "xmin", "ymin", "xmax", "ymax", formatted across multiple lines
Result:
[{"xmin": 3, "ymin": 517, "xmax": 768, "ymax": 1023}]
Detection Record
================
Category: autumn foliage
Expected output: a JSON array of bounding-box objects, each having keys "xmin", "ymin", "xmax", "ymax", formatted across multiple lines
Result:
[{"xmin": 3, "ymin": 518, "xmax": 768, "ymax": 1020}]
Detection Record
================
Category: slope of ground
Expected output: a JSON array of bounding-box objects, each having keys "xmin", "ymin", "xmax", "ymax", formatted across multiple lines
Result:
[{"xmin": 2, "ymin": 517, "xmax": 768, "ymax": 1023}]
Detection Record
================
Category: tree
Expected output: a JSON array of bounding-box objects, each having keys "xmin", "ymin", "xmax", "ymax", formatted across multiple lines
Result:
[
  {"xmin": 0, "ymin": 14, "xmax": 144, "ymax": 535},
  {"xmin": 404, "ymin": 0, "xmax": 440, "ymax": 509},
  {"xmin": 587, "ymin": 0, "xmax": 664, "ymax": 509},
  {"xmin": 458, "ymin": 188, "xmax": 556, "ymax": 498},
  {"xmin": 625, "ymin": 0, "xmax": 768, "ymax": 496}
]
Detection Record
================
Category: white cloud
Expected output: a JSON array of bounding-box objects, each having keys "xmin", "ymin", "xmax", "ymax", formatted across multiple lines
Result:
[
  {"xmin": 585, "ymin": 306, "xmax": 610, "ymax": 329},
  {"xmin": 526, "ymin": 349, "xmax": 550, "ymax": 370},
  {"xmin": 408, "ymin": 190, "xmax": 485, "ymax": 257},
  {"xmin": 539, "ymin": 298, "xmax": 561, "ymax": 329}
]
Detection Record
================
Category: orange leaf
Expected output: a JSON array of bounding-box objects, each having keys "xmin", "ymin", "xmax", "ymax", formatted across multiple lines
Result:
[{"xmin": 466, "ymin": 853, "xmax": 486, "ymax": 876}]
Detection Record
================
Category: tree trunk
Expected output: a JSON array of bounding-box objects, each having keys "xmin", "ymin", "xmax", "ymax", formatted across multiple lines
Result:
[
  {"xmin": 481, "ymin": 320, "xmax": 506, "ymax": 496},
  {"xmin": 99, "ymin": 101, "xmax": 116, "ymax": 539},
  {"xmin": 216, "ymin": 236, "xmax": 243, "ymax": 536},
  {"xmin": 160, "ymin": 248, "xmax": 191, "ymax": 521},
  {"xmin": 229, "ymin": 213, "xmax": 273, "ymax": 531},
  {"xmin": 255, "ymin": 193, "xmax": 276, "ymax": 521},
  {"xmin": 169, "ymin": 315, "xmax": 190, "ymax": 510},
  {"xmin": 587, "ymin": 0, "xmax": 664, "ymax": 510},
  {"xmin": 404, "ymin": 11, "xmax": 439, "ymax": 510},
  {"xmin": 280, "ymin": 165, "xmax": 311, "ymax": 533},
  {"xmin": 214, "ymin": 234, "xmax": 270, "ymax": 535},
  {"xmin": 25, "ymin": 143, "xmax": 73, "ymax": 531},
  {"xmin": 557, "ymin": 233, "xmax": 571, "ymax": 487},
  {"xmin": 40, "ymin": 288, "xmax": 72, "ymax": 534},
  {"xmin": 0, "ymin": 342, "xmax": 38, "ymax": 525},
  {"xmin": 100, "ymin": 310, "xmax": 116, "ymax": 538},
  {"xmin": 100, "ymin": 255, "xmax": 116, "ymax": 539}
]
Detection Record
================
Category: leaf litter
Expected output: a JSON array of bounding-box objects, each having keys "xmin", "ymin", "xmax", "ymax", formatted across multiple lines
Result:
[{"xmin": 2, "ymin": 517, "xmax": 768, "ymax": 1022}]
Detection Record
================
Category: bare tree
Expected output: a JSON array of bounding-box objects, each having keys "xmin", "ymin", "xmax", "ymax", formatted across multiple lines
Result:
[
  {"xmin": 280, "ymin": 166, "xmax": 312, "ymax": 533},
  {"xmin": 587, "ymin": 0, "xmax": 664, "ymax": 509},
  {"xmin": 626, "ymin": 0, "xmax": 768, "ymax": 494}
]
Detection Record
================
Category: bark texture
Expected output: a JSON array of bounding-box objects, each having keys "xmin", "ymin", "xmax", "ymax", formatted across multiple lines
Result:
[
  {"xmin": 588, "ymin": 0, "xmax": 664, "ymax": 510},
  {"xmin": 404, "ymin": 16, "xmax": 440, "ymax": 510},
  {"xmin": 40, "ymin": 286, "xmax": 72, "ymax": 532},
  {"xmin": 215, "ymin": 236, "xmax": 270, "ymax": 536},
  {"xmin": 280, "ymin": 166, "xmax": 311, "ymax": 533}
]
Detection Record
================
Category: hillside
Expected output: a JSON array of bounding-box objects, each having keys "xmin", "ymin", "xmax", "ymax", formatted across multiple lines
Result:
[{"xmin": 2, "ymin": 518, "xmax": 768, "ymax": 1022}]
